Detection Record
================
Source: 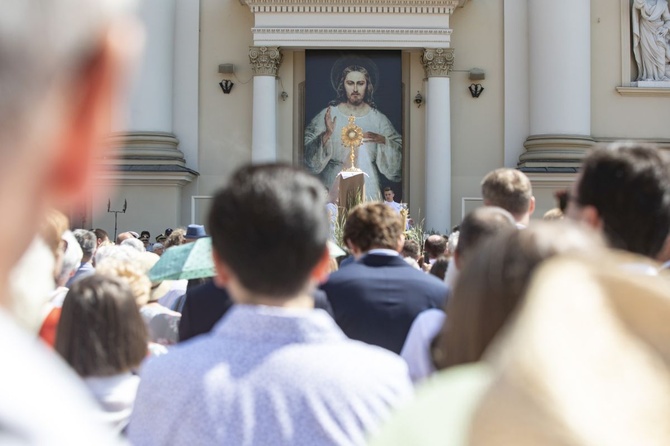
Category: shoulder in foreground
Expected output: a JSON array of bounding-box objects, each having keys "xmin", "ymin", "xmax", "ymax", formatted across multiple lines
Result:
[{"xmin": 369, "ymin": 363, "xmax": 492, "ymax": 446}]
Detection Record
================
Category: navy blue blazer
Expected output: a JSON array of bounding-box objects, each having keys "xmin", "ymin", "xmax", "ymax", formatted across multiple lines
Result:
[
  {"xmin": 179, "ymin": 281, "xmax": 334, "ymax": 342},
  {"xmin": 178, "ymin": 280, "xmax": 233, "ymax": 342},
  {"xmin": 321, "ymin": 253, "xmax": 449, "ymax": 354}
]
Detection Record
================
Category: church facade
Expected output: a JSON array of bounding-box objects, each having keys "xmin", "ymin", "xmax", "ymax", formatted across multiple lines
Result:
[{"xmin": 86, "ymin": 0, "xmax": 670, "ymax": 237}]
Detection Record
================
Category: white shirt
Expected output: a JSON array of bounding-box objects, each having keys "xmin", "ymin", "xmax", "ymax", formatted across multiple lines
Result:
[
  {"xmin": 0, "ymin": 308, "xmax": 123, "ymax": 445},
  {"xmin": 157, "ymin": 279, "xmax": 188, "ymax": 310},
  {"xmin": 384, "ymin": 200, "xmax": 403, "ymax": 214},
  {"xmin": 400, "ymin": 309, "xmax": 446, "ymax": 384},
  {"xmin": 85, "ymin": 373, "xmax": 140, "ymax": 434}
]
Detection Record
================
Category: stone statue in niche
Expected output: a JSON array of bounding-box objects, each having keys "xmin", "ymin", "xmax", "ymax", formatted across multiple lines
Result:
[{"xmin": 632, "ymin": 0, "xmax": 670, "ymax": 82}]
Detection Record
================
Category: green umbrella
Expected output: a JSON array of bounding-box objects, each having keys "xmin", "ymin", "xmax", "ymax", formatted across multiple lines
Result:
[{"xmin": 148, "ymin": 237, "xmax": 216, "ymax": 282}]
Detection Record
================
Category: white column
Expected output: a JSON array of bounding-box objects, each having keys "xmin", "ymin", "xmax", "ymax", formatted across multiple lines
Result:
[
  {"xmin": 503, "ymin": 0, "xmax": 529, "ymax": 167},
  {"xmin": 249, "ymin": 47, "xmax": 283, "ymax": 163},
  {"xmin": 251, "ymin": 77, "xmax": 277, "ymax": 162},
  {"xmin": 127, "ymin": 0, "xmax": 176, "ymax": 132},
  {"xmin": 173, "ymin": 0, "xmax": 200, "ymax": 169},
  {"xmin": 520, "ymin": 0, "xmax": 592, "ymax": 167},
  {"xmin": 528, "ymin": 0, "xmax": 590, "ymax": 136},
  {"xmin": 422, "ymin": 48, "xmax": 454, "ymax": 233}
]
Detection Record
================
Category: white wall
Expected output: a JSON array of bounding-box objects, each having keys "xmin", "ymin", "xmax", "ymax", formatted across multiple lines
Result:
[
  {"xmin": 449, "ymin": 0, "xmax": 505, "ymax": 227},
  {"xmin": 197, "ymin": 0, "xmax": 254, "ymax": 201}
]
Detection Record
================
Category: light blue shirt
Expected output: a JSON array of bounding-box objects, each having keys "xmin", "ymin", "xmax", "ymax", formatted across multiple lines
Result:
[
  {"xmin": 65, "ymin": 261, "xmax": 95, "ymax": 287},
  {"xmin": 129, "ymin": 305, "xmax": 413, "ymax": 445}
]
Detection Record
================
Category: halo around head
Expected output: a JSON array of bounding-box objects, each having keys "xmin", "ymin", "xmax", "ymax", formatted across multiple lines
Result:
[{"xmin": 330, "ymin": 55, "xmax": 380, "ymax": 94}]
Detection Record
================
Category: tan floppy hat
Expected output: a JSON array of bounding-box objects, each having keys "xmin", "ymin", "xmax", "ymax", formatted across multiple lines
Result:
[{"xmin": 471, "ymin": 252, "xmax": 670, "ymax": 446}]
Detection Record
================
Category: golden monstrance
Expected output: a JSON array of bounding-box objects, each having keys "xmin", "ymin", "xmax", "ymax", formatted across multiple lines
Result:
[{"xmin": 341, "ymin": 115, "xmax": 364, "ymax": 172}]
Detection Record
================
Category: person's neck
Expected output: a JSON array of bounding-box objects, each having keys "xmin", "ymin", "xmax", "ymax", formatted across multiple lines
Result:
[
  {"xmin": 230, "ymin": 284, "xmax": 315, "ymax": 309},
  {"xmin": 515, "ymin": 213, "xmax": 530, "ymax": 227},
  {"xmin": 338, "ymin": 102, "xmax": 370, "ymax": 117},
  {"xmin": 366, "ymin": 247, "xmax": 400, "ymax": 256}
]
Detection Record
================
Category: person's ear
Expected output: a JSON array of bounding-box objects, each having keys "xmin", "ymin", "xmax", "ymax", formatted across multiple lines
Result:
[
  {"xmin": 655, "ymin": 234, "xmax": 670, "ymax": 263},
  {"xmin": 580, "ymin": 205, "xmax": 603, "ymax": 231},
  {"xmin": 212, "ymin": 250, "xmax": 232, "ymax": 288},
  {"xmin": 311, "ymin": 248, "xmax": 332, "ymax": 285},
  {"xmin": 528, "ymin": 196, "xmax": 536, "ymax": 215},
  {"xmin": 345, "ymin": 239, "xmax": 362, "ymax": 258},
  {"xmin": 396, "ymin": 233, "xmax": 405, "ymax": 253},
  {"xmin": 48, "ymin": 20, "xmax": 143, "ymax": 205}
]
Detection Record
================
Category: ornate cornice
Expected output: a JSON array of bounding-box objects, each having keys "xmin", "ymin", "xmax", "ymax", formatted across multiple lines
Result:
[
  {"xmin": 244, "ymin": 0, "xmax": 461, "ymax": 14},
  {"xmin": 252, "ymin": 27, "xmax": 452, "ymax": 36},
  {"xmin": 248, "ymin": 46, "xmax": 283, "ymax": 77},
  {"xmin": 421, "ymin": 48, "xmax": 454, "ymax": 77}
]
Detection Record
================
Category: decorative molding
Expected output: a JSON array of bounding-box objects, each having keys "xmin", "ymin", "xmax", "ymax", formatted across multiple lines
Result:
[
  {"xmin": 249, "ymin": 46, "xmax": 283, "ymax": 77},
  {"xmin": 616, "ymin": 86, "xmax": 670, "ymax": 96},
  {"xmin": 95, "ymin": 170, "xmax": 197, "ymax": 187},
  {"xmin": 244, "ymin": 0, "xmax": 461, "ymax": 14},
  {"xmin": 516, "ymin": 136, "xmax": 670, "ymax": 169},
  {"xmin": 252, "ymin": 27, "xmax": 452, "ymax": 36},
  {"xmin": 595, "ymin": 137, "xmax": 670, "ymax": 150},
  {"xmin": 518, "ymin": 134, "xmax": 594, "ymax": 168},
  {"xmin": 100, "ymin": 131, "xmax": 198, "ymax": 187},
  {"xmin": 244, "ymin": 1, "xmax": 467, "ymax": 48},
  {"xmin": 520, "ymin": 135, "xmax": 670, "ymax": 169},
  {"xmin": 421, "ymin": 48, "xmax": 454, "ymax": 77},
  {"xmin": 106, "ymin": 132, "xmax": 186, "ymax": 163}
]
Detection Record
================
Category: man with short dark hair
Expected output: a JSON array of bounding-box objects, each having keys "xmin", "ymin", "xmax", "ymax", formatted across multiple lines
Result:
[
  {"xmin": 567, "ymin": 142, "xmax": 670, "ymax": 260},
  {"xmin": 322, "ymin": 202, "xmax": 448, "ymax": 354},
  {"xmin": 402, "ymin": 239, "xmax": 420, "ymax": 261},
  {"xmin": 481, "ymin": 168, "xmax": 535, "ymax": 227},
  {"xmin": 130, "ymin": 164, "xmax": 412, "ymax": 445},
  {"xmin": 383, "ymin": 187, "xmax": 403, "ymax": 213}
]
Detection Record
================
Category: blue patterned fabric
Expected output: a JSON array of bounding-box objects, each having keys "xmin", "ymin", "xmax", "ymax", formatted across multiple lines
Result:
[{"xmin": 129, "ymin": 304, "xmax": 413, "ymax": 445}]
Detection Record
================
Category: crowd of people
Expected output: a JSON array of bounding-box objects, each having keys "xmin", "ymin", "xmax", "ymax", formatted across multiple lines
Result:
[{"xmin": 3, "ymin": 1, "xmax": 670, "ymax": 445}]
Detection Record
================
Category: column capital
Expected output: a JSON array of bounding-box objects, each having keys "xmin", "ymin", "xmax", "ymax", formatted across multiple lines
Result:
[
  {"xmin": 421, "ymin": 48, "xmax": 454, "ymax": 78},
  {"xmin": 249, "ymin": 46, "xmax": 283, "ymax": 77}
]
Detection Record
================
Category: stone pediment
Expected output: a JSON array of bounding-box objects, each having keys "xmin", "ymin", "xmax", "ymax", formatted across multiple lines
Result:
[{"xmin": 242, "ymin": 0, "xmax": 469, "ymax": 48}]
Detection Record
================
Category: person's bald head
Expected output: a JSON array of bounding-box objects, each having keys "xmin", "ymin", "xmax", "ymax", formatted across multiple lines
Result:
[{"xmin": 424, "ymin": 234, "xmax": 447, "ymax": 260}]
